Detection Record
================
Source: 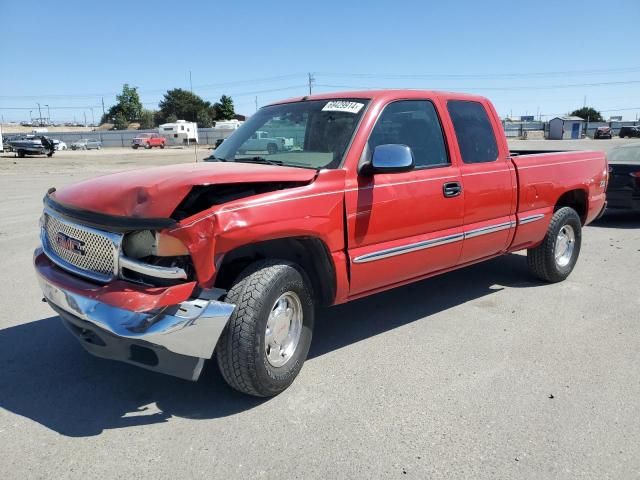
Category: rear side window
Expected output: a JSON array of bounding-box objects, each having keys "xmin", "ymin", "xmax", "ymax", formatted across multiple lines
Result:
[
  {"xmin": 368, "ymin": 100, "xmax": 449, "ymax": 168},
  {"xmin": 447, "ymin": 100, "xmax": 498, "ymax": 163}
]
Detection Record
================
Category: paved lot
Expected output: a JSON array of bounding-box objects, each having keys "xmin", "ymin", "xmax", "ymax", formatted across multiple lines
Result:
[{"xmin": 0, "ymin": 141, "xmax": 639, "ymax": 479}]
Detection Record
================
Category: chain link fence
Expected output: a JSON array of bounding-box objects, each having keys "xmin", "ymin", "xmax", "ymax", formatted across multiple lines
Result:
[{"xmin": 39, "ymin": 128, "xmax": 234, "ymax": 149}]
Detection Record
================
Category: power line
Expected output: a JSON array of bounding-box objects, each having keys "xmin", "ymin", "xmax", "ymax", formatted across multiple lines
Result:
[
  {"xmin": 316, "ymin": 66, "xmax": 640, "ymax": 80},
  {"xmin": 0, "ymin": 73, "xmax": 308, "ymax": 99},
  {"xmin": 315, "ymin": 79, "xmax": 640, "ymax": 91}
]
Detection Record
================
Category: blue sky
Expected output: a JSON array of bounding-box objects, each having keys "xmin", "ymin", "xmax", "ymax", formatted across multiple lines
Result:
[{"xmin": 1, "ymin": 0, "xmax": 639, "ymax": 122}]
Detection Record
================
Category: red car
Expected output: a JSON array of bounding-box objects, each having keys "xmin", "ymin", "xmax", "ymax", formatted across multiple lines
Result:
[
  {"xmin": 132, "ymin": 133, "xmax": 166, "ymax": 149},
  {"xmin": 34, "ymin": 90, "xmax": 608, "ymax": 396}
]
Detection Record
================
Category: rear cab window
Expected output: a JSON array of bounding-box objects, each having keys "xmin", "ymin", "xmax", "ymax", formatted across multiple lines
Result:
[{"xmin": 447, "ymin": 100, "xmax": 499, "ymax": 164}]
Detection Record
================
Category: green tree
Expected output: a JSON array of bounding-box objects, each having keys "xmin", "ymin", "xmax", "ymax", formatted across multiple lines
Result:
[
  {"xmin": 196, "ymin": 107, "xmax": 213, "ymax": 128},
  {"xmin": 157, "ymin": 89, "xmax": 215, "ymax": 126},
  {"xmin": 113, "ymin": 111, "xmax": 129, "ymax": 130},
  {"xmin": 139, "ymin": 109, "xmax": 156, "ymax": 129},
  {"xmin": 570, "ymin": 107, "xmax": 603, "ymax": 122},
  {"xmin": 103, "ymin": 84, "xmax": 144, "ymax": 125},
  {"xmin": 213, "ymin": 95, "xmax": 235, "ymax": 120}
]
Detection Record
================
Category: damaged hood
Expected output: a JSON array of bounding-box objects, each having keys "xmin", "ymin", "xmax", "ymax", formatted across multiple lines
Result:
[{"xmin": 51, "ymin": 162, "xmax": 317, "ymax": 219}]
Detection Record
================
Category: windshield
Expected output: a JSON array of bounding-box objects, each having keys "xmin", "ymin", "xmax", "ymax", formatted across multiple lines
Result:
[
  {"xmin": 609, "ymin": 144, "xmax": 640, "ymax": 163},
  {"xmin": 212, "ymin": 99, "xmax": 369, "ymax": 169}
]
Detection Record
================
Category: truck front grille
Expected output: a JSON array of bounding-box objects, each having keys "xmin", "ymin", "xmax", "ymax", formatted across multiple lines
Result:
[{"xmin": 42, "ymin": 211, "xmax": 123, "ymax": 282}]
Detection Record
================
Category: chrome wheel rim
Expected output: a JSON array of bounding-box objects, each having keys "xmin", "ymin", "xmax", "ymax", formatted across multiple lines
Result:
[
  {"xmin": 264, "ymin": 292, "xmax": 303, "ymax": 367},
  {"xmin": 555, "ymin": 224, "xmax": 576, "ymax": 267}
]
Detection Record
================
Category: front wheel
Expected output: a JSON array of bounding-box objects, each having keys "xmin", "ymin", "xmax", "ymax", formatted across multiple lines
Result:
[
  {"xmin": 216, "ymin": 260, "xmax": 314, "ymax": 397},
  {"xmin": 527, "ymin": 207, "xmax": 582, "ymax": 283}
]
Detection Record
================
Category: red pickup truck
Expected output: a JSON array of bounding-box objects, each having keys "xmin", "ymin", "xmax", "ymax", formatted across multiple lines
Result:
[
  {"xmin": 35, "ymin": 90, "xmax": 607, "ymax": 396},
  {"xmin": 132, "ymin": 133, "xmax": 166, "ymax": 149}
]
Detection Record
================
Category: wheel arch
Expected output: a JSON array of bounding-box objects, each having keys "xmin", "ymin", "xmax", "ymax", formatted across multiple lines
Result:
[
  {"xmin": 214, "ymin": 236, "xmax": 337, "ymax": 306},
  {"xmin": 554, "ymin": 188, "xmax": 588, "ymax": 224}
]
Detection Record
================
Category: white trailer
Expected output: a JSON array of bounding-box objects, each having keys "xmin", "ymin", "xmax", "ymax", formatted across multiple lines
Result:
[{"xmin": 159, "ymin": 120, "xmax": 199, "ymax": 145}]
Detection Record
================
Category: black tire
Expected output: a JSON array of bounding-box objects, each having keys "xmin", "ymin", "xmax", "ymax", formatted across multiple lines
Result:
[
  {"xmin": 145, "ymin": 143, "xmax": 151, "ymax": 149},
  {"xmin": 132, "ymin": 145, "xmax": 138, "ymax": 149},
  {"xmin": 17, "ymin": 149, "xmax": 25, "ymax": 158},
  {"xmin": 527, "ymin": 207, "xmax": 582, "ymax": 283},
  {"xmin": 216, "ymin": 260, "xmax": 314, "ymax": 397},
  {"xmin": 267, "ymin": 143, "xmax": 278, "ymax": 155},
  {"xmin": 160, "ymin": 144, "xmax": 165, "ymax": 149}
]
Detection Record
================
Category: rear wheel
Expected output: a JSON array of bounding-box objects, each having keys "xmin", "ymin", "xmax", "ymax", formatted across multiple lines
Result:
[
  {"xmin": 160, "ymin": 144, "xmax": 165, "ymax": 149},
  {"xmin": 216, "ymin": 260, "xmax": 314, "ymax": 397},
  {"xmin": 267, "ymin": 143, "xmax": 278, "ymax": 154},
  {"xmin": 17, "ymin": 149, "xmax": 25, "ymax": 158},
  {"xmin": 145, "ymin": 143, "xmax": 151, "ymax": 149},
  {"xmin": 132, "ymin": 145, "xmax": 138, "ymax": 149},
  {"xmin": 527, "ymin": 207, "xmax": 582, "ymax": 283}
]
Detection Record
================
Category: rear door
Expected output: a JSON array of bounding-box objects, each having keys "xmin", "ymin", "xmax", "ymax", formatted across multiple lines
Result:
[
  {"xmin": 446, "ymin": 99, "xmax": 517, "ymax": 264},
  {"xmin": 346, "ymin": 99, "xmax": 465, "ymax": 295}
]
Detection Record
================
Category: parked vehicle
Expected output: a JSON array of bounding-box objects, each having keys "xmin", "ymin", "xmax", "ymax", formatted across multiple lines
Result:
[
  {"xmin": 52, "ymin": 139, "xmax": 67, "ymax": 151},
  {"xmin": 605, "ymin": 144, "xmax": 640, "ymax": 212},
  {"xmin": 158, "ymin": 120, "xmax": 198, "ymax": 145},
  {"xmin": 132, "ymin": 133, "xmax": 166, "ymax": 149},
  {"xmin": 618, "ymin": 126, "xmax": 640, "ymax": 138},
  {"xmin": 70, "ymin": 138, "xmax": 101, "ymax": 150},
  {"xmin": 594, "ymin": 126, "xmax": 612, "ymax": 139},
  {"xmin": 8, "ymin": 135, "xmax": 55, "ymax": 157},
  {"xmin": 238, "ymin": 130, "xmax": 291, "ymax": 154},
  {"xmin": 34, "ymin": 90, "xmax": 607, "ymax": 397}
]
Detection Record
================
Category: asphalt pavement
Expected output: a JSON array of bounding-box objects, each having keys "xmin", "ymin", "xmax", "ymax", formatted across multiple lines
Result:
[{"xmin": 0, "ymin": 143, "xmax": 639, "ymax": 479}]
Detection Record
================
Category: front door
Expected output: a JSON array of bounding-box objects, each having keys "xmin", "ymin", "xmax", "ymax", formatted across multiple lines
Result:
[
  {"xmin": 571, "ymin": 122, "xmax": 580, "ymax": 139},
  {"xmin": 346, "ymin": 99, "xmax": 465, "ymax": 296}
]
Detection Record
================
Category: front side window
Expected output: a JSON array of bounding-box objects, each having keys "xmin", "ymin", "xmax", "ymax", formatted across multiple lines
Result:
[
  {"xmin": 212, "ymin": 99, "xmax": 369, "ymax": 169},
  {"xmin": 368, "ymin": 100, "xmax": 449, "ymax": 168},
  {"xmin": 447, "ymin": 100, "xmax": 499, "ymax": 163}
]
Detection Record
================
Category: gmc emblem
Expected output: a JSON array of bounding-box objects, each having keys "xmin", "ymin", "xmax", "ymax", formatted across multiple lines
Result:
[{"xmin": 55, "ymin": 232, "xmax": 86, "ymax": 256}]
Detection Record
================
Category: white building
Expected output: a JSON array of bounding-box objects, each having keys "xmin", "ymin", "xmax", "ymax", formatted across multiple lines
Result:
[{"xmin": 548, "ymin": 116, "xmax": 585, "ymax": 140}]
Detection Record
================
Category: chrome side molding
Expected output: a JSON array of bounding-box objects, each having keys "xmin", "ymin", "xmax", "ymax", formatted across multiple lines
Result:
[
  {"xmin": 518, "ymin": 213, "xmax": 545, "ymax": 225},
  {"xmin": 463, "ymin": 221, "xmax": 516, "ymax": 239},
  {"xmin": 353, "ymin": 233, "xmax": 464, "ymax": 264},
  {"xmin": 353, "ymin": 218, "xmax": 524, "ymax": 264}
]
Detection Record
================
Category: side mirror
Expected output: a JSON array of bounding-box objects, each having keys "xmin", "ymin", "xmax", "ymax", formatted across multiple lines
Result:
[{"xmin": 368, "ymin": 144, "xmax": 414, "ymax": 174}]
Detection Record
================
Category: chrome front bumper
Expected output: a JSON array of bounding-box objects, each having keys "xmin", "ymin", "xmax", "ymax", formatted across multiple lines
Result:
[
  {"xmin": 36, "ymin": 254, "xmax": 236, "ymax": 379},
  {"xmin": 39, "ymin": 275, "xmax": 235, "ymax": 358}
]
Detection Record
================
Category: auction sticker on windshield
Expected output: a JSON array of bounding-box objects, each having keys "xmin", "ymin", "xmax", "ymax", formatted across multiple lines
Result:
[{"xmin": 322, "ymin": 101, "xmax": 365, "ymax": 114}]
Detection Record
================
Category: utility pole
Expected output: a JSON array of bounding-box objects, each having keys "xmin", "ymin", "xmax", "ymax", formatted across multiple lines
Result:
[
  {"xmin": 255, "ymin": 96, "xmax": 258, "ymax": 112},
  {"xmin": 45, "ymin": 104, "xmax": 50, "ymax": 124},
  {"xmin": 37, "ymin": 103, "xmax": 42, "ymax": 126},
  {"xmin": 83, "ymin": 111, "xmax": 87, "ymax": 127},
  {"xmin": 29, "ymin": 110, "xmax": 33, "ymax": 123},
  {"xmin": 101, "ymin": 97, "xmax": 105, "ymax": 118},
  {"xmin": 189, "ymin": 70, "xmax": 193, "ymax": 93},
  {"xmin": 308, "ymin": 72, "xmax": 315, "ymax": 95}
]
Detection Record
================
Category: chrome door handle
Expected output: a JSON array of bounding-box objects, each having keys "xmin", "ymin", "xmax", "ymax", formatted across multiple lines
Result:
[{"xmin": 443, "ymin": 181, "xmax": 462, "ymax": 198}]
